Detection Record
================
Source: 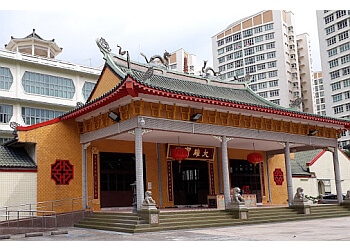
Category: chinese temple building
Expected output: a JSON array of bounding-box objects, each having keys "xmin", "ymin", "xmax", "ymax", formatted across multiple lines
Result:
[{"xmin": 12, "ymin": 37, "xmax": 350, "ymax": 215}]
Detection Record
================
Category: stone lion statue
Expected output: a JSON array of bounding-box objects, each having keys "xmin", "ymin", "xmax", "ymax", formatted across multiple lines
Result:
[
  {"xmin": 142, "ymin": 191, "xmax": 156, "ymax": 205},
  {"xmin": 293, "ymin": 187, "xmax": 307, "ymax": 202},
  {"xmin": 231, "ymin": 187, "xmax": 245, "ymax": 203}
]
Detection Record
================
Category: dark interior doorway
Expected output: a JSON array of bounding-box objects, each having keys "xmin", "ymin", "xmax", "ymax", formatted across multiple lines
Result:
[
  {"xmin": 100, "ymin": 152, "xmax": 146, "ymax": 208},
  {"xmin": 172, "ymin": 160, "xmax": 209, "ymax": 206},
  {"xmin": 229, "ymin": 159, "xmax": 262, "ymax": 203}
]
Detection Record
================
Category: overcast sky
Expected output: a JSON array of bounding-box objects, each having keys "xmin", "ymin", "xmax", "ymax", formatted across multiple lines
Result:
[{"xmin": 0, "ymin": 1, "xmax": 348, "ymax": 72}]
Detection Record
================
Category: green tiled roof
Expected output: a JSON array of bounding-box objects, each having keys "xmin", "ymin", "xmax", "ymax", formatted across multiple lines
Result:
[
  {"xmin": 0, "ymin": 146, "xmax": 37, "ymax": 169},
  {"xmin": 291, "ymin": 149, "xmax": 323, "ymax": 176}
]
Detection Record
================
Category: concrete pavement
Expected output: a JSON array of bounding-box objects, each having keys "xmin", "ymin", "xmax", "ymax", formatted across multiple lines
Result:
[{"xmin": 1, "ymin": 216, "xmax": 350, "ymax": 241}]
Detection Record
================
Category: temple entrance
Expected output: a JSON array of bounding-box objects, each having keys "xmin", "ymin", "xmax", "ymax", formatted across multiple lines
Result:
[
  {"xmin": 172, "ymin": 160, "xmax": 209, "ymax": 206},
  {"xmin": 229, "ymin": 159, "xmax": 262, "ymax": 203},
  {"xmin": 100, "ymin": 152, "xmax": 146, "ymax": 208}
]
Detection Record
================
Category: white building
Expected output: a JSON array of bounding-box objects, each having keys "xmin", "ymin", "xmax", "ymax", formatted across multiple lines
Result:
[
  {"xmin": 313, "ymin": 71, "xmax": 327, "ymax": 116},
  {"xmin": 316, "ymin": 10, "xmax": 350, "ymax": 149},
  {"xmin": 0, "ymin": 30, "xmax": 101, "ymax": 143},
  {"xmin": 168, "ymin": 48, "xmax": 197, "ymax": 74},
  {"xmin": 212, "ymin": 10, "xmax": 315, "ymax": 112},
  {"xmin": 292, "ymin": 148, "xmax": 350, "ymax": 197}
]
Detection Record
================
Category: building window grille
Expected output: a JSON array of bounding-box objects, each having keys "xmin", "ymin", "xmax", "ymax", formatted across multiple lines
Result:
[
  {"xmin": 327, "ymin": 36, "xmax": 337, "ymax": 46},
  {"xmin": 242, "ymin": 29, "xmax": 253, "ymax": 38},
  {"xmin": 328, "ymin": 47, "xmax": 338, "ymax": 57},
  {"xmin": 0, "ymin": 67, "xmax": 13, "ymax": 90},
  {"xmin": 331, "ymin": 82, "xmax": 342, "ymax": 91},
  {"xmin": 22, "ymin": 71, "xmax": 75, "ymax": 99},
  {"xmin": 333, "ymin": 93, "xmax": 343, "ymax": 102},
  {"xmin": 338, "ymin": 31, "xmax": 349, "ymax": 42},
  {"xmin": 0, "ymin": 104, "xmax": 13, "ymax": 123},
  {"xmin": 326, "ymin": 25, "xmax": 335, "ymax": 35},
  {"xmin": 265, "ymin": 33, "xmax": 274, "ymax": 40},
  {"xmin": 330, "ymin": 70, "xmax": 340, "ymax": 79},
  {"xmin": 336, "ymin": 10, "xmax": 347, "ymax": 19},
  {"xmin": 266, "ymin": 42, "xmax": 275, "ymax": 50},
  {"xmin": 329, "ymin": 59, "xmax": 339, "ymax": 68},
  {"xmin": 325, "ymin": 14, "xmax": 334, "ymax": 24},
  {"xmin": 265, "ymin": 23, "xmax": 274, "ymax": 31},
  {"xmin": 22, "ymin": 107, "xmax": 64, "ymax": 125},
  {"xmin": 82, "ymin": 82, "xmax": 96, "ymax": 101},
  {"xmin": 337, "ymin": 19, "xmax": 348, "ymax": 30}
]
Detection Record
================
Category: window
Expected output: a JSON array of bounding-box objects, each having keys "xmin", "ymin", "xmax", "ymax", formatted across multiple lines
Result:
[
  {"xmin": 325, "ymin": 14, "xmax": 334, "ymax": 24},
  {"xmin": 249, "ymin": 84, "xmax": 257, "ymax": 91},
  {"xmin": 265, "ymin": 23, "xmax": 274, "ymax": 31},
  {"xmin": 266, "ymin": 51, "xmax": 276, "ymax": 59},
  {"xmin": 235, "ymin": 68, "xmax": 244, "ymax": 77},
  {"xmin": 245, "ymin": 66, "xmax": 256, "ymax": 74},
  {"xmin": 266, "ymin": 42, "xmax": 275, "ymax": 50},
  {"xmin": 326, "ymin": 25, "xmax": 335, "ymax": 35},
  {"xmin": 255, "ymin": 35, "xmax": 264, "ymax": 43},
  {"xmin": 257, "ymin": 73, "xmax": 266, "ymax": 80},
  {"xmin": 336, "ymin": 10, "xmax": 347, "ymax": 19},
  {"xmin": 333, "ymin": 93, "xmax": 343, "ymax": 102},
  {"xmin": 331, "ymin": 82, "xmax": 342, "ymax": 91},
  {"xmin": 257, "ymin": 63, "xmax": 266, "ymax": 71},
  {"xmin": 227, "ymin": 62, "xmax": 234, "ymax": 69},
  {"xmin": 267, "ymin": 61, "xmax": 277, "ymax": 68},
  {"xmin": 339, "ymin": 31, "xmax": 349, "ymax": 41},
  {"xmin": 345, "ymin": 91, "xmax": 350, "ymax": 99},
  {"xmin": 258, "ymin": 82, "xmax": 267, "ymax": 89},
  {"xmin": 327, "ymin": 36, "xmax": 337, "ymax": 46},
  {"xmin": 233, "ymin": 42, "xmax": 242, "ymax": 50},
  {"xmin": 265, "ymin": 33, "xmax": 274, "ymax": 40},
  {"xmin": 258, "ymin": 91, "xmax": 268, "ymax": 98},
  {"xmin": 343, "ymin": 66, "xmax": 350, "ymax": 75},
  {"xmin": 254, "ymin": 26, "xmax": 263, "ymax": 34},
  {"xmin": 256, "ymin": 54, "xmax": 265, "ymax": 61},
  {"xmin": 218, "ymin": 56, "xmax": 225, "ymax": 63},
  {"xmin": 226, "ymin": 44, "xmax": 233, "ymax": 52},
  {"xmin": 329, "ymin": 59, "xmax": 339, "ymax": 68},
  {"xmin": 0, "ymin": 67, "xmax": 13, "ymax": 90},
  {"xmin": 328, "ymin": 47, "xmax": 338, "ymax": 57},
  {"xmin": 255, "ymin": 44, "xmax": 264, "ymax": 52},
  {"xmin": 219, "ymin": 65, "xmax": 226, "ymax": 72},
  {"xmin": 270, "ymin": 99, "xmax": 280, "ymax": 105},
  {"xmin": 269, "ymin": 80, "xmax": 278, "ymax": 87},
  {"xmin": 22, "ymin": 71, "xmax": 75, "ymax": 99},
  {"xmin": 242, "ymin": 29, "xmax": 253, "ymax": 38},
  {"xmin": 344, "ymin": 79, "xmax": 350, "ymax": 87},
  {"xmin": 0, "ymin": 104, "xmax": 13, "ymax": 123},
  {"xmin": 234, "ymin": 50, "xmax": 243, "ymax": 59},
  {"xmin": 226, "ymin": 53, "xmax": 234, "ymax": 61},
  {"xmin": 330, "ymin": 70, "xmax": 340, "ymax": 79},
  {"xmin": 270, "ymin": 90, "xmax": 279, "ymax": 97},
  {"xmin": 244, "ymin": 38, "xmax": 254, "ymax": 47},
  {"xmin": 340, "ymin": 42, "xmax": 350, "ymax": 53},
  {"xmin": 268, "ymin": 71, "xmax": 278, "ymax": 78},
  {"xmin": 337, "ymin": 19, "xmax": 348, "ymax": 30},
  {"xmin": 244, "ymin": 48, "xmax": 255, "ymax": 56},
  {"xmin": 22, "ymin": 107, "xmax": 64, "ymax": 125},
  {"xmin": 225, "ymin": 36, "xmax": 232, "ymax": 43},
  {"xmin": 341, "ymin": 54, "xmax": 350, "ymax": 64},
  {"xmin": 235, "ymin": 60, "xmax": 243, "ymax": 68},
  {"xmin": 232, "ymin": 33, "xmax": 241, "ymax": 42},
  {"xmin": 347, "ymin": 103, "xmax": 350, "ymax": 111},
  {"xmin": 218, "ymin": 48, "xmax": 224, "ymax": 55},
  {"xmin": 217, "ymin": 39, "xmax": 224, "ymax": 46},
  {"xmin": 245, "ymin": 56, "xmax": 255, "ymax": 65},
  {"xmin": 227, "ymin": 71, "xmax": 235, "ymax": 78},
  {"xmin": 334, "ymin": 105, "xmax": 344, "ymax": 114},
  {"xmin": 82, "ymin": 82, "xmax": 96, "ymax": 100}
]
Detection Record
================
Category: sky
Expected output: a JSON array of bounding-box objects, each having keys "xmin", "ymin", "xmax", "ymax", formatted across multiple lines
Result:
[{"xmin": 0, "ymin": 0, "xmax": 348, "ymax": 71}]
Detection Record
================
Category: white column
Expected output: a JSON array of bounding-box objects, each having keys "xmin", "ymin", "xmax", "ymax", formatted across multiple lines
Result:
[
  {"xmin": 135, "ymin": 127, "xmax": 144, "ymax": 210},
  {"xmin": 221, "ymin": 135, "xmax": 231, "ymax": 208},
  {"xmin": 333, "ymin": 148, "xmax": 343, "ymax": 204},
  {"xmin": 284, "ymin": 142, "xmax": 294, "ymax": 205}
]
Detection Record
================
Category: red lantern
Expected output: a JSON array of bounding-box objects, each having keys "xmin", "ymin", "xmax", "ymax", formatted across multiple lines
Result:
[
  {"xmin": 247, "ymin": 152, "xmax": 263, "ymax": 166},
  {"xmin": 171, "ymin": 147, "xmax": 189, "ymax": 173}
]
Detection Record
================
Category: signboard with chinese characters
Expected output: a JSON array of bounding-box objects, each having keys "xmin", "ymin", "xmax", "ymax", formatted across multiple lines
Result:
[{"xmin": 166, "ymin": 144, "xmax": 215, "ymax": 161}]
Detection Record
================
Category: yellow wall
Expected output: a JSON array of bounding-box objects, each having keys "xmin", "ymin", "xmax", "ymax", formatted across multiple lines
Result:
[{"xmin": 18, "ymin": 119, "xmax": 82, "ymax": 213}]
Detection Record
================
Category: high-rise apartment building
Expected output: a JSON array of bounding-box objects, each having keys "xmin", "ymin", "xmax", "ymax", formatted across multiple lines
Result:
[
  {"xmin": 168, "ymin": 48, "xmax": 197, "ymax": 74},
  {"xmin": 0, "ymin": 30, "xmax": 101, "ymax": 143},
  {"xmin": 212, "ymin": 10, "xmax": 306, "ymax": 111},
  {"xmin": 316, "ymin": 10, "xmax": 350, "ymax": 149},
  {"xmin": 313, "ymin": 72, "xmax": 327, "ymax": 116}
]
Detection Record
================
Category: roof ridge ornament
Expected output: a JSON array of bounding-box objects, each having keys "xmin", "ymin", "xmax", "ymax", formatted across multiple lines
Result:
[
  {"xmin": 97, "ymin": 37, "xmax": 111, "ymax": 53},
  {"xmin": 140, "ymin": 51, "xmax": 170, "ymax": 69},
  {"xmin": 201, "ymin": 60, "xmax": 221, "ymax": 79},
  {"xmin": 117, "ymin": 44, "xmax": 131, "ymax": 69}
]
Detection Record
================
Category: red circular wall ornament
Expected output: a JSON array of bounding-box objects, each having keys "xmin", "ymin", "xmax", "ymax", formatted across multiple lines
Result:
[
  {"xmin": 171, "ymin": 147, "xmax": 189, "ymax": 163},
  {"xmin": 273, "ymin": 168, "xmax": 284, "ymax": 185},
  {"xmin": 247, "ymin": 152, "xmax": 263, "ymax": 166}
]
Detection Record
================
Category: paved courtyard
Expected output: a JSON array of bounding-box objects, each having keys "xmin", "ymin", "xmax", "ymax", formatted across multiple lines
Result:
[{"xmin": 1, "ymin": 216, "xmax": 350, "ymax": 243}]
